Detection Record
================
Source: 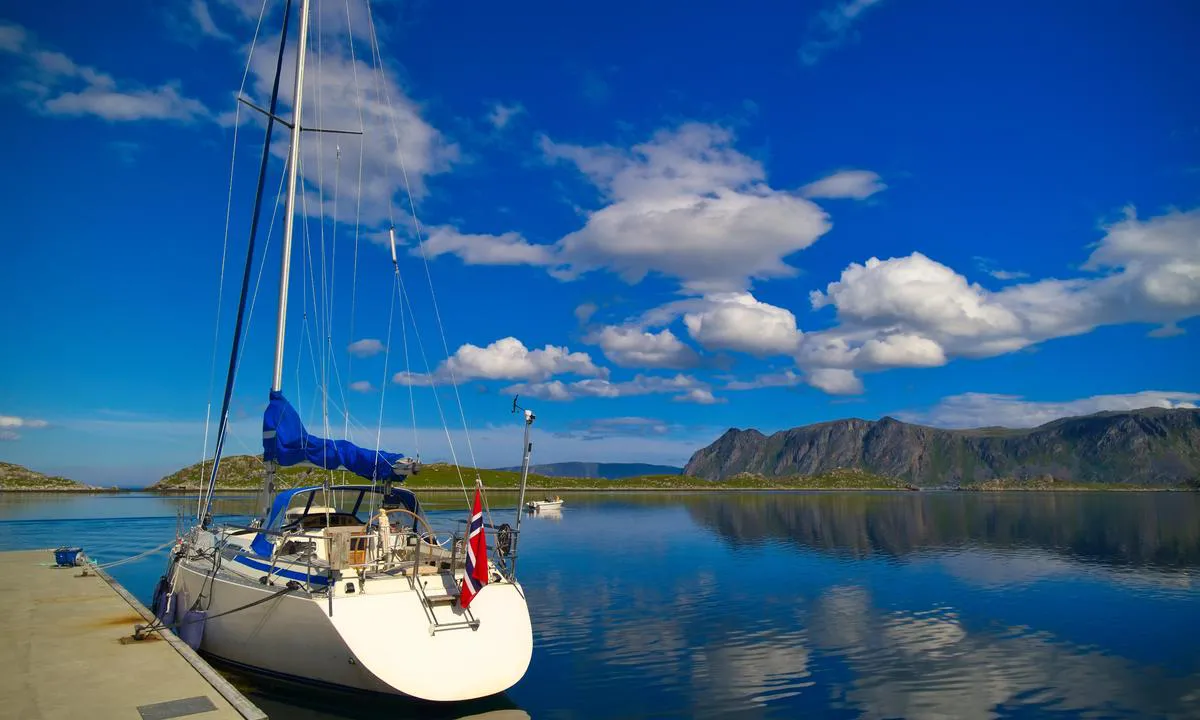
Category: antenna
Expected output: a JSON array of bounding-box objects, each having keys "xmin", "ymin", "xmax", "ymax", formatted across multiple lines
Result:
[{"xmin": 512, "ymin": 394, "xmax": 535, "ymax": 424}]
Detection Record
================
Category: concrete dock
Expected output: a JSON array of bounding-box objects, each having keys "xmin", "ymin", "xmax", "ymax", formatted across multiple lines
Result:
[{"xmin": 0, "ymin": 549, "xmax": 266, "ymax": 720}]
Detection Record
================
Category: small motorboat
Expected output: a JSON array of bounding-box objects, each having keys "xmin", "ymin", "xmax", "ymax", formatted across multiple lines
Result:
[{"xmin": 526, "ymin": 496, "xmax": 564, "ymax": 511}]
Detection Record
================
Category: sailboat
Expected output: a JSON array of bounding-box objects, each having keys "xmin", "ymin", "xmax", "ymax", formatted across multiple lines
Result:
[{"xmin": 152, "ymin": 0, "xmax": 537, "ymax": 702}]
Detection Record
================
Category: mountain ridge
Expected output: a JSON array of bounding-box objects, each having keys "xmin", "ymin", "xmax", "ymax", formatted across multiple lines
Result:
[{"xmin": 683, "ymin": 407, "xmax": 1200, "ymax": 487}]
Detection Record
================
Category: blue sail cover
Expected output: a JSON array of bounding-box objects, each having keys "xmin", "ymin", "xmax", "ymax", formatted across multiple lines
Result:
[{"xmin": 263, "ymin": 390, "xmax": 408, "ymax": 482}]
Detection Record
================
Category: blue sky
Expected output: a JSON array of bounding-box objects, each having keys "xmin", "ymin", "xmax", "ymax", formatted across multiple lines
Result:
[{"xmin": 1, "ymin": 0, "xmax": 1198, "ymax": 485}]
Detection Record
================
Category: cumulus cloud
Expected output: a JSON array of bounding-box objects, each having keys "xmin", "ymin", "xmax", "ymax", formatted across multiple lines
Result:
[
  {"xmin": 897, "ymin": 391, "xmax": 1200, "ymax": 429},
  {"xmin": 348, "ymin": 380, "xmax": 375, "ymax": 393},
  {"xmin": 795, "ymin": 206, "xmax": 1200, "ymax": 394},
  {"xmin": 680, "ymin": 292, "xmax": 803, "ymax": 356},
  {"xmin": 0, "ymin": 22, "xmax": 210, "ymax": 122},
  {"xmin": 543, "ymin": 124, "xmax": 832, "ymax": 292},
  {"xmin": 673, "ymin": 388, "xmax": 724, "ymax": 405},
  {"xmin": 439, "ymin": 337, "xmax": 605, "ymax": 382},
  {"xmin": 800, "ymin": 169, "xmax": 886, "ymax": 200},
  {"xmin": 806, "ymin": 368, "xmax": 864, "ymax": 395},
  {"xmin": 585, "ymin": 326, "xmax": 700, "ymax": 369},
  {"xmin": 347, "ymin": 338, "xmax": 385, "ymax": 357},
  {"xmin": 507, "ymin": 373, "xmax": 713, "ymax": 402},
  {"xmin": 799, "ymin": 0, "xmax": 887, "ymax": 66},
  {"xmin": 428, "ymin": 124, "xmax": 831, "ymax": 294}
]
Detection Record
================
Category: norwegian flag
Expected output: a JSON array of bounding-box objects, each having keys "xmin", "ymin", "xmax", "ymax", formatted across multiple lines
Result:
[{"xmin": 460, "ymin": 485, "xmax": 488, "ymax": 609}]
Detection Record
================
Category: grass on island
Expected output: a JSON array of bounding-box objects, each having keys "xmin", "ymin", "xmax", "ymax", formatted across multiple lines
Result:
[
  {"xmin": 146, "ymin": 455, "xmax": 1199, "ymax": 493},
  {"xmin": 149, "ymin": 455, "xmax": 910, "ymax": 492},
  {"xmin": 0, "ymin": 462, "xmax": 94, "ymax": 490}
]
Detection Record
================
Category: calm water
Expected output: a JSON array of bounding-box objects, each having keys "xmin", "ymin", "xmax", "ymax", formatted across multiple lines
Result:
[{"xmin": 2, "ymin": 491, "xmax": 1198, "ymax": 719}]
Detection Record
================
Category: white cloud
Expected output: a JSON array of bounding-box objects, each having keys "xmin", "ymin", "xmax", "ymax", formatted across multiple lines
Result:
[
  {"xmin": 420, "ymin": 227, "xmax": 553, "ymax": 266},
  {"xmin": 442, "ymin": 337, "xmax": 605, "ymax": 382},
  {"xmin": 543, "ymin": 124, "xmax": 832, "ymax": 292},
  {"xmin": 0, "ymin": 23, "xmax": 210, "ymax": 123},
  {"xmin": 797, "ymin": 206, "xmax": 1200, "ymax": 391},
  {"xmin": 975, "ymin": 257, "xmax": 1030, "ymax": 281},
  {"xmin": 680, "ymin": 292, "xmax": 802, "ymax": 356},
  {"xmin": 574, "ymin": 302, "xmax": 598, "ymax": 325},
  {"xmin": 859, "ymin": 333, "xmax": 947, "ymax": 368},
  {"xmin": 674, "ymin": 388, "xmax": 724, "ymax": 405},
  {"xmin": 0, "ymin": 414, "xmax": 50, "ymax": 441},
  {"xmin": 507, "ymin": 373, "xmax": 710, "ymax": 402},
  {"xmin": 799, "ymin": 0, "xmax": 887, "ymax": 66},
  {"xmin": 585, "ymin": 326, "xmax": 700, "ymax": 369},
  {"xmin": 347, "ymin": 338, "xmax": 385, "ymax": 357},
  {"xmin": 190, "ymin": 0, "xmax": 231, "ymax": 40},
  {"xmin": 897, "ymin": 391, "xmax": 1200, "ymax": 429},
  {"xmin": 723, "ymin": 370, "xmax": 803, "ymax": 391},
  {"xmin": 486, "ymin": 102, "xmax": 524, "ymax": 130},
  {"xmin": 392, "ymin": 371, "xmax": 436, "ymax": 387},
  {"xmin": 348, "ymin": 380, "xmax": 375, "ymax": 393},
  {"xmin": 247, "ymin": 34, "xmax": 458, "ymax": 227},
  {"xmin": 0, "ymin": 22, "xmax": 28, "ymax": 52},
  {"xmin": 0, "ymin": 415, "xmax": 50, "ymax": 429},
  {"xmin": 806, "ymin": 368, "xmax": 863, "ymax": 395},
  {"xmin": 422, "ymin": 124, "xmax": 834, "ymax": 294},
  {"xmin": 800, "ymin": 169, "xmax": 886, "ymax": 200}
]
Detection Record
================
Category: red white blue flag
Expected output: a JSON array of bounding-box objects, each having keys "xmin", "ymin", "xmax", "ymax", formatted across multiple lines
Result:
[{"xmin": 460, "ymin": 486, "xmax": 488, "ymax": 609}]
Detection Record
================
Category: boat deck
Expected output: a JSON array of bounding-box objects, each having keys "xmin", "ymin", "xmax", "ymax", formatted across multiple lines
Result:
[{"xmin": 0, "ymin": 549, "xmax": 266, "ymax": 720}]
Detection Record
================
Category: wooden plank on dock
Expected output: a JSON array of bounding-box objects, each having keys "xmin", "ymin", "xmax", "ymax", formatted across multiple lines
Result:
[{"xmin": 0, "ymin": 549, "xmax": 267, "ymax": 720}]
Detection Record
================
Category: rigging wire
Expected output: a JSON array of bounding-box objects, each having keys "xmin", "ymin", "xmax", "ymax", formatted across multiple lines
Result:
[
  {"xmin": 364, "ymin": 0, "xmax": 497, "ymax": 527},
  {"xmin": 344, "ymin": 0, "xmax": 367, "ymax": 445},
  {"xmin": 198, "ymin": 0, "xmax": 272, "ymax": 519},
  {"xmin": 200, "ymin": 0, "xmax": 297, "ymax": 523}
]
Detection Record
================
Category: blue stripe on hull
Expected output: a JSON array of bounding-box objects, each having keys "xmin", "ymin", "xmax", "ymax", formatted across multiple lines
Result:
[{"xmin": 232, "ymin": 554, "xmax": 330, "ymax": 586}]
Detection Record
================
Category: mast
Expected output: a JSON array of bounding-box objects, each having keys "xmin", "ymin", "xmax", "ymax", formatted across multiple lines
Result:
[
  {"xmin": 259, "ymin": 0, "xmax": 311, "ymax": 519},
  {"xmin": 199, "ymin": 0, "xmax": 295, "ymax": 526},
  {"xmin": 272, "ymin": 0, "xmax": 312, "ymax": 393}
]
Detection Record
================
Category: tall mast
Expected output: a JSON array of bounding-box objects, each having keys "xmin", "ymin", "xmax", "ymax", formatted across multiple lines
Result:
[
  {"xmin": 198, "ymin": 0, "xmax": 295, "ymax": 525},
  {"xmin": 272, "ymin": 0, "xmax": 312, "ymax": 392}
]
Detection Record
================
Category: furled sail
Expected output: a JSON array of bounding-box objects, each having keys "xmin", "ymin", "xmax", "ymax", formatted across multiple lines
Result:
[{"xmin": 263, "ymin": 390, "xmax": 409, "ymax": 482}]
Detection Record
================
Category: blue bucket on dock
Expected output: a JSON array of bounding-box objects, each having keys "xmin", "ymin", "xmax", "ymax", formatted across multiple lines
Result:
[{"xmin": 54, "ymin": 547, "xmax": 83, "ymax": 567}]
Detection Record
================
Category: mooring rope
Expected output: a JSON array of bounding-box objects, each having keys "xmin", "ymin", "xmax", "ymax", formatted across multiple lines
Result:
[
  {"xmin": 135, "ymin": 584, "xmax": 297, "ymax": 640},
  {"xmin": 88, "ymin": 538, "xmax": 179, "ymax": 570}
]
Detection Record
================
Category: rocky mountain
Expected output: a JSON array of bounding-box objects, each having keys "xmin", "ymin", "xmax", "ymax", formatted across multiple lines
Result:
[
  {"xmin": 494, "ymin": 462, "xmax": 683, "ymax": 479},
  {"xmin": 0, "ymin": 461, "xmax": 97, "ymax": 491},
  {"xmin": 682, "ymin": 408, "xmax": 1200, "ymax": 487}
]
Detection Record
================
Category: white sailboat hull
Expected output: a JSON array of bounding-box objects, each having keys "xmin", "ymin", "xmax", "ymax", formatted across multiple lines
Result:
[{"xmin": 171, "ymin": 551, "xmax": 533, "ymax": 701}]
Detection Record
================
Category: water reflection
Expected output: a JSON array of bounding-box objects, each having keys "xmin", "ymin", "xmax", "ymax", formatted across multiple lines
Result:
[
  {"xmin": 2, "ymin": 490, "xmax": 1197, "ymax": 718},
  {"xmin": 809, "ymin": 585, "xmax": 1200, "ymax": 719},
  {"xmin": 684, "ymin": 491, "xmax": 1200, "ymax": 569}
]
